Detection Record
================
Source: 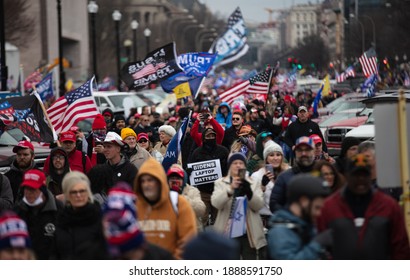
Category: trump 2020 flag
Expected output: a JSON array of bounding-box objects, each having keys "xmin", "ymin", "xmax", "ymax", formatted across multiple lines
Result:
[
  {"xmin": 361, "ymin": 74, "xmax": 377, "ymax": 98},
  {"xmin": 0, "ymin": 95, "xmax": 54, "ymax": 142},
  {"xmin": 35, "ymin": 72, "xmax": 54, "ymax": 101},
  {"xmin": 161, "ymin": 52, "xmax": 216, "ymax": 97},
  {"xmin": 209, "ymin": 7, "xmax": 249, "ymax": 68},
  {"xmin": 121, "ymin": 42, "xmax": 183, "ymax": 90},
  {"xmin": 162, "ymin": 113, "xmax": 191, "ymax": 173}
]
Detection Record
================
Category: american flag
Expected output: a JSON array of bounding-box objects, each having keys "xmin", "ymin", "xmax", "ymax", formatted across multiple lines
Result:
[
  {"xmin": 132, "ymin": 62, "xmax": 167, "ymax": 80},
  {"xmin": 281, "ymin": 68, "xmax": 297, "ymax": 91},
  {"xmin": 336, "ymin": 66, "xmax": 356, "ymax": 83},
  {"xmin": 47, "ymin": 77, "xmax": 99, "ymax": 133},
  {"xmin": 359, "ymin": 48, "xmax": 378, "ymax": 77},
  {"xmin": 219, "ymin": 69, "xmax": 272, "ymax": 104}
]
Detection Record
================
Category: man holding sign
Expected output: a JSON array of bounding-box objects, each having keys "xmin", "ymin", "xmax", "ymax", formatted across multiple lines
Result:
[{"xmin": 187, "ymin": 128, "xmax": 229, "ymax": 226}]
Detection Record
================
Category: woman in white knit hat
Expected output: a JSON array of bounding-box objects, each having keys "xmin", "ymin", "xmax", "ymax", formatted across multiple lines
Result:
[
  {"xmin": 153, "ymin": 125, "xmax": 176, "ymax": 157},
  {"xmin": 251, "ymin": 140, "xmax": 290, "ymax": 228}
]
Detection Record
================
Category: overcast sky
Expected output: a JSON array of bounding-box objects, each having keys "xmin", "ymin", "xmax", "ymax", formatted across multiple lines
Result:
[{"xmin": 202, "ymin": 0, "xmax": 318, "ymax": 24}]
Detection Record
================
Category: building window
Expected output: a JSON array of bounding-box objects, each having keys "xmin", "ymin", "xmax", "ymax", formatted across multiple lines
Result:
[
  {"xmin": 303, "ymin": 24, "xmax": 307, "ymax": 29},
  {"xmin": 297, "ymin": 24, "xmax": 300, "ymax": 29}
]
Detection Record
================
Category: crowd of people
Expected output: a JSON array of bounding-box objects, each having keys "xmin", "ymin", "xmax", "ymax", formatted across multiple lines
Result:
[{"xmin": 0, "ymin": 88, "xmax": 409, "ymax": 260}]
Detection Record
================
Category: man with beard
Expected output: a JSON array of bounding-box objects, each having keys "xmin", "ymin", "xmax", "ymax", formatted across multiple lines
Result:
[
  {"xmin": 5, "ymin": 140, "xmax": 37, "ymax": 203},
  {"xmin": 318, "ymin": 154, "xmax": 410, "ymax": 259},
  {"xmin": 46, "ymin": 147, "xmax": 70, "ymax": 197},
  {"xmin": 187, "ymin": 128, "xmax": 229, "ymax": 226},
  {"xmin": 269, "ymin": 136, "xmax": 316, "ymax": 212},
  {"xmin": 267, "ymin": 174, "xmax": 331, "ymax": 259}
]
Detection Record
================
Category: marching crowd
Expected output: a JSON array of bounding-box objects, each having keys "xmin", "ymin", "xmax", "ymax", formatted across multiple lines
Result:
[{"xmin": 0, "ymin": 88, "xmax": 409, "ymax": 260}]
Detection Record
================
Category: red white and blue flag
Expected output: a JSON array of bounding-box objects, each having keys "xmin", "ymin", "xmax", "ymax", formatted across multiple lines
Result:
[
  {"xmin": 359, "ymin": 48, "xmax": 378, "ymax": 77},
  {"xmin": 47, "ymin": 77, "xmax": 99, "ymax": 133},
  {"xmin": 336, "ymin": 66, "xmax": 356, "ymax": 83}
]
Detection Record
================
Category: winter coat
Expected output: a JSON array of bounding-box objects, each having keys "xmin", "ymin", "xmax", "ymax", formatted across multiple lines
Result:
[
  {"xmin": 105, "ymin": 155, "xmax": 138, "ymax": 186},
  {"xmin": 14, "ymin": 190, "xmax": 63, "ymax": 260},
  {"xmin": 126, "ymin": 146, "xmax": 152, "ymax": 169},
  {"xmin": 43, "ymin": 149, "xmax": 92, "ymax": 175},
  {"xmin": 283, "ymin": 118, "xmax": 327, "ymax": 152},
  {"xmin": 251, "ymin": 167, "xmax": 275, "ymax": 216},
  {"xmin": 267, "ymin": 209, "xmax": 323, "ymax": 259},
  {"xmin": 215, "ymin": 102, "xmax": 233, "ymax": 129},
  {"xmin": 188, "ymin": 142, "xmax": 229, "ymax": 194},
  {"xmin": 5, "ymin": 160, "xmax": 36, "ymax": 202},
  {"xmin": 0, "ymin": 174, "xmax": 13, "ymax": 210},
  {"xmin": 52, "ymin": 202, "xmax": 107, "ymax": 260},
  {"xmin": 211, "ymin": 176, "xmax": 267, "ymax": 250},
  {"xmin": 133, "ymin": 158, "xmax": 197, "ymax": 259},
  {"xmin": 317, "ymin": 188, "xmax": 410, "ymax": 260},
  {"xmin": 182, "ymin": 185, "xmax": 206, "ymax": 231},
  {"xmin": 190, "ymin": 118, "xmax": 224, "ymax": 147},
  {"xmin": 222, "ymin": 125, "xmax": 241, "ymax": 150}
]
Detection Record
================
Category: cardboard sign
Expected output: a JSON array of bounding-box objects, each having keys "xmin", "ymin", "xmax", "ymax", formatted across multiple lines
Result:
[{"xmin": 187, "ymin": 159, "xmax": 222, "ymax": 186}]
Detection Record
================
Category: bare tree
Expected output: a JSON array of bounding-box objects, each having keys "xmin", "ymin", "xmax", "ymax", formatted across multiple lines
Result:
[{"xmin": 4, "ymin": 0, "xmax": 35, "ymax": 47}]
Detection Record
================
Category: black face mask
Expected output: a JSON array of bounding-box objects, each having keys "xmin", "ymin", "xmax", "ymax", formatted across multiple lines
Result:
[{"xmin": 203, "ymin": 138, "xmax": 217, "ymax": 149}]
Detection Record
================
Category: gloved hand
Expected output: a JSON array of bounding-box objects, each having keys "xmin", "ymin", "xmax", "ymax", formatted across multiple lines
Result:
[
  {"xmin": 239, "ymin": 136, "xmax": 248, "ymax": 145},
  {"xmin": 241, "ymin": 179, "xmax": 253, "ymax": 200},
  {"xmin": 261, "ymin": 175, "xmax": 270, "ymax": 187},
  {"xmin": 313, "ymin": 229, "xmax": 333, "ymax": 248}
]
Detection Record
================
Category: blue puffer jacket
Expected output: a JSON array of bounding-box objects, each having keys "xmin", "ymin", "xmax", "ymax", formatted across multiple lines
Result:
[
  {"xmin": 267, "ymin": 209, "xmax": 323, "ymax": 260},
  {"xmin": 215, "ymin": 102, "xmax": 232, "ymax": 129}
]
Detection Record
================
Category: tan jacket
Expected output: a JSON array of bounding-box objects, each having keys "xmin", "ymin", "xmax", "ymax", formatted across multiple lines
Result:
[
  {"xmin": 129, "ymin": 146, "xmax": 152, "ymax": 169},
  {"xmin": 182, "ymin": 185, "xmax": 206, "ymax": 231},
  {"xmin": 211, "ymin": 176, "xmax": 267, "ymax": 250}
]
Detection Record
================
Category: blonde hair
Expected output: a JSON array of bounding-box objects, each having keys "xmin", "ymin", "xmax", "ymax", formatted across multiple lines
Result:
[{"xmin": 62, "ymin": 171, "xmax": 94, "ymax": 204}]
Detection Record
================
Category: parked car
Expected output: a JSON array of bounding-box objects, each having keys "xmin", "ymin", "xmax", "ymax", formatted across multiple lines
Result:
[
  {"xmin": 0, "ymin": 128, "xmax": 51, "ymax": 174},
  {"xmin": 93, "ymin": 91, "xmax": 149, "ymax": 118}
]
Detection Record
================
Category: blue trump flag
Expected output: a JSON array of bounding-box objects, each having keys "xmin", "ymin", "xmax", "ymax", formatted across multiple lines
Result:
[
  {"xmin": 162, "ymin": 113, "xmax": 191, "ymax": 173},
  {"xmin": 312, "ymin": 83, "xmax": 324, "ymax": 116},
  {"xmin": 35, "ymin": 72, "xmax": 54, "ymax": 101},
  {"xmin": 361, "ymin": 74, "xmax": 377, "ymax": 98},
  {"xmin": 161, "ymin": 52, "xmax": 216, "ymax": 94}
]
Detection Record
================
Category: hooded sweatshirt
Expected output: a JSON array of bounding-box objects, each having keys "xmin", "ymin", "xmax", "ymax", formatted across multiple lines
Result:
[
  {"xmin": 215, "ymin": 102, "xmax": 233, "ymax": 128},
  {"xmin": 133, "ymin": 158, "xmax": 197, "ymax": 259}
]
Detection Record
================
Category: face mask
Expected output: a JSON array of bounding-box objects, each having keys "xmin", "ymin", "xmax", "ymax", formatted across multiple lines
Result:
[
  {"xmin": 93, "ymin": 131, "xmax": 106, "ymax": 142},
  {"xmin": 203, "ymin": 138, "xmax": 216, "ymax": 148},
  {"xmin": 23, "ymin": 193, "xmax": 44, "ymax": 207}
]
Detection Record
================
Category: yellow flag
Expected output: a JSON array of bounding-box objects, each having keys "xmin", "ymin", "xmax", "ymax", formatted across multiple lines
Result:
[
  {"xmin": 65, "ymin": 78, "xmax": 74, "ymax": 92},
  {"xmin": 173, "ymin": 82, "xmax": 191, "ymax": 99},
  {"xmin": 322, "ymin": 74, "xmax": 330, "ymax": 96}
]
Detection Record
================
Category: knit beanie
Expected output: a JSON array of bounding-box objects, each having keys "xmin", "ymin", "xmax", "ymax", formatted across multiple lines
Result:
[
  {"xmin": 102, "ymin": 182, "xmax": 145, "ymax": 257},
  {"xmin": 120, "ymin": 128, "xmax": 137, "ymax": 140},
  {"xmin": 263, "ymin": 140, "xmax": 283, "ymax": 161},
  {"xmin": 227, "ymin": 152, "xmax": 247, "ymax": 169},
  {"xmin": 158, "ymin": 125, "xmax": 176, "ymax": 137},
  {"xmin": 0, "ymin": 211, "xmax": 32, "ymax": 251},
  {"xmin": 92, "ymin": 114, "xmax": 107, "ymax": 130},
  {"xmin": 114, "ymin": 115, "xmax": 126, "ymax": 124},
  {"xmin": 340, "ymin": 137, "xmax": 361, "ymax": 158}
]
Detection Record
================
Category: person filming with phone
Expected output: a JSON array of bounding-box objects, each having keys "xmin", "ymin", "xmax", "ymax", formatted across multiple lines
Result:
[{"xmin": 211, "ymin": 152, "xmax": 267, "ymax": 259}]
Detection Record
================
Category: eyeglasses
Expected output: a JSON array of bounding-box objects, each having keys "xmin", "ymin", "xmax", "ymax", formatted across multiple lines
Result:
[
  {"xmin": 232, "ymin": 117, "xmax": 241, "ymax": 121},
  {"xmin": 138, "ymin": 139, "xmax": 148, "ymax": 143},
  {"xmin": 52, "ymin": 155, "xmax": 65, "ymax": 160},
  {"xmin": 69, "ymin": 189, "xmax": 87, "ymax": 196}
]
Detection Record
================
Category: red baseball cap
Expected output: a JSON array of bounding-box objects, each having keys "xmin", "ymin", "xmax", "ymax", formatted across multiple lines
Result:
[
  {"xmin": 309, "ymin": 134, "xmax": 322, "ymax": 144},
  {"xmin": 137, "ymin": 133, "xmax": 149, "ymax": 141},
  {"xmin": 21, "ymin": 169, "xmax": 46, "ymax": 189},
  {"xmin": 167, "ymin": 165, "xmax": 185, "ymax": 178},
  {"xmin": 12, "ymin": 140, "xmax": 34, "ymax": 153},
  {"xmin": 168, "ymin": 117, "xmax": 177, "ymax": 123},
  {"xmin": 59, "ymin": 131, "xmax": 76, "ymax": 143}
]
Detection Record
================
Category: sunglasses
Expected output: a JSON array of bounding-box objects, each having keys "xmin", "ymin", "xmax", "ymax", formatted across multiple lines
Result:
[
  {"xmin": 232, "ymin": 117, "xmax": 241, "ymax": 121},
  {"xmin": 138, "ymin": 139, "xmax": 148, "ymax": 143}
]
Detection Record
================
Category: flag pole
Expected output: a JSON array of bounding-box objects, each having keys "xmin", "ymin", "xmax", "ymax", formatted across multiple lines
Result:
[
  {"xmin": 32, "ymin": 85, "xmax": 59, "ymax": 142},
  {"xmin": 397, "ymin": 89, "xmax": 410, "ymax": 240}
]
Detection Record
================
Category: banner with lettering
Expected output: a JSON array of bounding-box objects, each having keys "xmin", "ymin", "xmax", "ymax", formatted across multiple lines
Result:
[{"xmin": 187, "ymin": 159, "xmax": 222, "ymax": 186}]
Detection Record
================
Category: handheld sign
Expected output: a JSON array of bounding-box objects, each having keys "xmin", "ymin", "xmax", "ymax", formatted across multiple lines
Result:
[{"xmin": 187, "ymin": 159, "xmax": 222, "ymax": 186}]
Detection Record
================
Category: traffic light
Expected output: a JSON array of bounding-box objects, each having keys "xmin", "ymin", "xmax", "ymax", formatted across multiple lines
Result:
[
  {"xmin": 297, "ymin": 64, "xmax": 302, "ymax": 70},
  {"xmin": 383, "ymin": 58, "xmax": 388, "ymax": 65}
]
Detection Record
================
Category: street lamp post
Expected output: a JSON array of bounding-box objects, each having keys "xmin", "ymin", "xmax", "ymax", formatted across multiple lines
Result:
[
  {"xmin": 362, "ymin": 15, "xmax": 376, "ymax": 51},
  {"xmin": 144, "ymin": 28, "xmax": 151, "ymax": 54},
  {"xmin": 57, "ymin": 0, "xmax": 66, "ymax": 96},
  {"xmin": 0, "ymin": 0, "xmax": 7, "ymax": 91},
  {"xmin": 131, "ymin": 20, "xmax": 138, "ymax": 61},
  {"xmin": 112, "ymin": 10, "xmax": 122, "ymax": 91},
  {"xmin": 349, "ymin": 14, "xmax": 364, "ymax": 53},
  {"xmin": 87, "ymin": 1, "xmax": 98, "ymax": 81}
]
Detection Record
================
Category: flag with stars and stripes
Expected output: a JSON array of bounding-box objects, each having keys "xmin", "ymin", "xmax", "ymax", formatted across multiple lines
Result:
[
  {"xmin": 0, "ymin": 95, "xmax": 54, "ymax": 142},
  {"xmin": 47, "ymin": 77, "xmax": 99, "ymax": 134},
  {"xmin": 359, "ymin": 48, "xmax": 378, "ymax": 77},
  {"xmin": 209, "ymin": 7, "xmax": 249, "ymax": 69},
  {"xmin": 219, "ymin": 68, "xmax": 273, "ymax": 104},
  {"xmin": 336, "ymin": 66, "xmax": 356, "ymax": 83}
]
